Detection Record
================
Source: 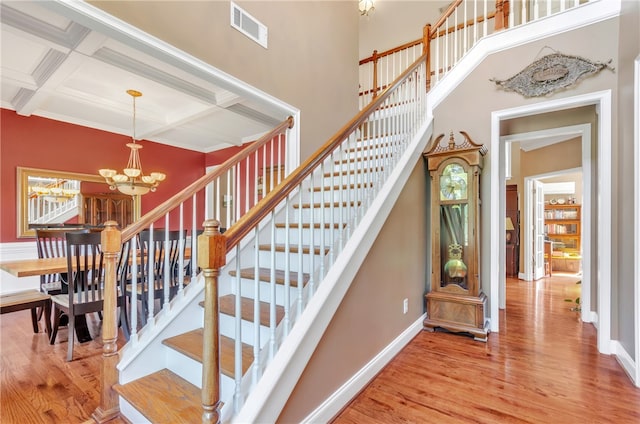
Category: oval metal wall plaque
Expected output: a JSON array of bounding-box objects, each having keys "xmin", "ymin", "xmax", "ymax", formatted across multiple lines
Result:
[{"xmin": 491, "ymin": 53, "xmax": 613, "ymax": 97}]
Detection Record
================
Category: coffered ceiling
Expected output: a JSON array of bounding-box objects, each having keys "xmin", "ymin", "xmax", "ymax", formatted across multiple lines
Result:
[{"xmin": 1, "ymin": 1, "xmax": 284, "ymax": 153}]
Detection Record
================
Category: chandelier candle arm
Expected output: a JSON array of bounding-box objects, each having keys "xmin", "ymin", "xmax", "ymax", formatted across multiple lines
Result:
[{"xmin": 98, "ymin": 90, "xmax": 166, "ymax": 196}]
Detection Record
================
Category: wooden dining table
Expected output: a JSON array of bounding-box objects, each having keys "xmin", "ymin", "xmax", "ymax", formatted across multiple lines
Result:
[{"xmin": 0, "ymin": 247, "xmax": 193, "ymax": 342}]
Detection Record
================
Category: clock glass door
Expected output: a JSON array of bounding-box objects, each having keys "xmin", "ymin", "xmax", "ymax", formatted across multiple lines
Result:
[{"xmin": 439, "ymin": 162, "xmax": 470, "ymax": 293}]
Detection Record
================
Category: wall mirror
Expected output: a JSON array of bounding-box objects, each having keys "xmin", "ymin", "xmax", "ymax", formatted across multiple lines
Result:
[{"xmin": 17, "ymin": 167, "xmax": 105, "ymax": 238}]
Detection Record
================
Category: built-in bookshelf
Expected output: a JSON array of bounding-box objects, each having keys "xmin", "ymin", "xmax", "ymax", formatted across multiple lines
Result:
[{"xmin": 544, "ymin": 204, "xmax": 581, "ymax": 272}]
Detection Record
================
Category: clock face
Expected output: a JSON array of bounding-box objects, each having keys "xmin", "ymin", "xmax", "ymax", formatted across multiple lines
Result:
[{"xmin": 439, "ymin": 163, "xmax": 468, "ymax": 201}]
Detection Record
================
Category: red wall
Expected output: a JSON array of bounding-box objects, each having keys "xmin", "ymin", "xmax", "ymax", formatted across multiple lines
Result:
[{"xmin": 1, "ymin": 109, "xmax": 206, "ymax": 242}]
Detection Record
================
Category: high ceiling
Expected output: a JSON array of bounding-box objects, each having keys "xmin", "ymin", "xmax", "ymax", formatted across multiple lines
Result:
[{"xmin": 1, "ymin": 1, "xmax": 285, "ymax": 153}]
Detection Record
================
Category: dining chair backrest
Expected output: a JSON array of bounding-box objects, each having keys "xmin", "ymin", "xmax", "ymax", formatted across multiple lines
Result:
[
  {"xmin": 64, "ymin": 231, "xmax": 105, "ymax": 315},
  {"xmin": 139, "ymin": 229, "xmax": 186, "ymax": 287},
  {"xmin": 36, "ymin": 228, "xmax": 89, "ymax": 293}
]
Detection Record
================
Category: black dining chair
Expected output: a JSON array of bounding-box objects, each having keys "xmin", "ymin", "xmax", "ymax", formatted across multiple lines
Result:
[
  {"xmin": 49, "ymin": 231, "xmax": 128, "ymax": 361},
  {"xmin": 34, "ymin": 228, "xmax": 89, "ymax": 331},
  {"xmin": 127, "ymin": 229, "xmax": 186, "ymax": 325}
]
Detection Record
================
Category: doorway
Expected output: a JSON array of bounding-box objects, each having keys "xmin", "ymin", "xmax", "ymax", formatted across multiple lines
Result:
[{"xmin": 490, "ymin": 91, "xmax": 612, "ymax": 355}]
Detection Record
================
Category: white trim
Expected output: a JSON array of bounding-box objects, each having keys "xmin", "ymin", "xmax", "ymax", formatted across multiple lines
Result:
[
  {"xmin": 504, "ymin": 124, "xmax": 590, "ymax": 320},
  {"xmin": 41, "ymin": 0, "xmax": 299, "ymax": 145},
  {"xmin": 490, "ymin": 91, "xmax": 611, "ymax": 355},
  {"xmin": 612, "ymin": 340, "xmax": 637, "ymax": 385},
  {"xmin": 0, "ymin": 242, "xmax": 39, "ymax": 295},
  {"xmin": 301, "ymin": 315, "xmax": 426, "ymax": 424},
  {"xmin": 429, "ymin": 0, "xmax": 621, "ymax": 110},
  {"xmin": 634, "ymin": 55, "xmax": 640, "ymax": 387}
]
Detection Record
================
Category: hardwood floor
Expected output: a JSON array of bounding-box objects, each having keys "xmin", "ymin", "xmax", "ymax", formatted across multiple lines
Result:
[
  {"xmin": 0, "ymin": 311, "xmax": 128, "ymax": 423},
  {"xmin": 332, "ymin": 274, "xmax": 640, "ymax": 423},
  {"xmin": 1, "ymin": 274, "xmax": 639, "ymax": 423}
]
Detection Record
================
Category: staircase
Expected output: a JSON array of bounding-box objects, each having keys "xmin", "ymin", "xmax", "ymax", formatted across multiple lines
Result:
[
  {"xmin": 90, "ymin": 1, "xmax": 616, "ymax": 422},
  {"xmin": 110, "ymin": 87, "xmax": 431, "ymax": 421}
]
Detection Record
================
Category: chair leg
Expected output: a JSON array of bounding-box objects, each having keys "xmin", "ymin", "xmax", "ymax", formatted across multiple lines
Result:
[
  {"xmin": 30, "ymin": 308, "xmax": 39, "ymax": 333},
  {"xmin": 50, "ymin": 306, "xmax": 63, "ymax": 344},
  {"xmin": 43, "ymin": 300, "xmax": 52, "ymax": 335},
  {"xmin": 67, "ymin": 315, "xmax": 75, "ymax": 362}
]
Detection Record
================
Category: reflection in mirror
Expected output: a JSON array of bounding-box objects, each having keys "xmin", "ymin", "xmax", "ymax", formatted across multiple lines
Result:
[{"xmin": 17, "ymin": 167, "xmax": 105, "ymax": 238}]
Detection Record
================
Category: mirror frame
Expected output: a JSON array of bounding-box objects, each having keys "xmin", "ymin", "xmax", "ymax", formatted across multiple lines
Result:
[{"xmin": 17, "ymin": 167, "xmax": 105, "ymax": 238}]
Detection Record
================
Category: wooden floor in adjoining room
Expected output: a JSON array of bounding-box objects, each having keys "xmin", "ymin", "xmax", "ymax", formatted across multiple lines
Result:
[
  {"xmin": 1, "ymin": 274, "xmax": 639, "ymax": 423},
  {"xmin": 332, "ymin": 273, "xmax": 640, "ymax": 423}
]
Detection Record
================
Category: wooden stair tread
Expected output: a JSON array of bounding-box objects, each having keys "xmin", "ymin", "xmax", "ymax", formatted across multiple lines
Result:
[
  {"xmin": 293, "ymin": 201, "xmax": 361, "ymax": 209},
  {"xmin": 257, "ymin": 243, "xmax": 328, "ymax": 255},
  {"xmin": 219, "ymin": 294, "xmax": 285, "ymax": 327},
  {"xmin": 113, "ymin": 369, "xmax": 201, "ymax": 423},
  {"xmin": 324, "ymin": 168, "xmax": 383, "ymax": 177},
  {"xmin": 229, "ymin": 267, "xmax": 310, "ymax": 287},
  {"xmin": 274, "ymin": 222, "xmax": 343, "ymax": 229},
  {"xmin": 162, "ymin": 329, "xmax": 253, "ymax": 377},
  {"xmin": 312, "ymin": 182, "xmax": 374, "ymax": 191},
  {"xmin": 335, "ymin": 153, "xmax": 391, "ymax": 163}
]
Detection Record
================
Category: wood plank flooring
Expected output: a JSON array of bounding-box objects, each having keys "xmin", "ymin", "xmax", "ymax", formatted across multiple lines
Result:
[
  {"xmin": 332, "ymin": 274, "xmax": 640, "ymax": 423},
  {"xmin": 1, "ymin": 274, "xmax": 639, "ymax": 423},
  {"xmin": 0, "ymin": 311, "xmax": 129, "ymax": 423}
]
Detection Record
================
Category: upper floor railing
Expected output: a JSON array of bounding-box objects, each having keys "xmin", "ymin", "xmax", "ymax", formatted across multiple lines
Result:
[{"xmin": 359, "ymin": 0, "xmax": 594, "ymax": 105}]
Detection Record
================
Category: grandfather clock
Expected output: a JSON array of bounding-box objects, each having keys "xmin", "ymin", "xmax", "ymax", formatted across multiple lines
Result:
[{"xmin": 423, "ymin": 131, "xmax": 489, "ymax": 341}]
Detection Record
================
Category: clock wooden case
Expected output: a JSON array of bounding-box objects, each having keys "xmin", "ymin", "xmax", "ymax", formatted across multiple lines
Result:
[{"xmin": 423, "ymin": 131, "xmax": 489, "ymax": 341}]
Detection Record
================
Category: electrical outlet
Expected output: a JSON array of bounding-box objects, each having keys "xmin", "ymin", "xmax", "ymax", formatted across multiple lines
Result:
[{"xmin": 403, "ymin": 298, "xmax": 408, "ymax": 314}]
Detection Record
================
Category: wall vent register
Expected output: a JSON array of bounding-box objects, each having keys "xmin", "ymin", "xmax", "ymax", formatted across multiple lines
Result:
[{"xmin": 231, "ymin": 1, "xmax": 268, "ymax": 48}]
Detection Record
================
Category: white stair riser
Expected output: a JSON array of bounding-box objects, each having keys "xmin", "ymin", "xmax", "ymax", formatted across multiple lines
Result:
[
  {"xmin": 166, "ymin": 348, "xmax": 203, "ymax": 388},
  {"xmin": 308, "ymin": 188, "xmax": 373, "ymax": 203},
  {"xmin": 330, "ymin": 158, "xmax": 391, "ymax": 173},
  {"xmin": 219, "ymin": 313, "xmax": 271, "ymax": 347},
  {"xmin": 291, "ymin": 205, "xmax": 361, "ymax": 223},
  {"xmin": 256, "ymin": 249, "xmax": 324, "ymax": 273},
  {"xmin": 225, "ymin": 273, "xmax": 305, "ymax": 306},
  {"xmin": 273, "ymin": 226, "xmax": 341, "ymax": 245}
]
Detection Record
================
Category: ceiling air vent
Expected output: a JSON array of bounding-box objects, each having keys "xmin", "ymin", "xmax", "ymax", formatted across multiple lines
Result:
[{"xmin": 230, "ymin": 2, "xmax": 268, "ymax": 49}]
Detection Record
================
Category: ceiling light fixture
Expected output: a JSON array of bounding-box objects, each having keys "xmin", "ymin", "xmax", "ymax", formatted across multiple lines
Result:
[
  {"xmin": 99, "ymin": 90, "xmax": 166, "ymax": 196},
  {"xmin": 359, "ymin": 0, "xmax": 375, "ymax": 16}
]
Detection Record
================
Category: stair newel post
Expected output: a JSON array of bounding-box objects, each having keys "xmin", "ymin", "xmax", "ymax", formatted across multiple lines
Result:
[
  {"xmin": 91, "ymin": 221, "xmax": 121, "ymax": 423},
  {"xmin": 495, "ymin": 0, "xmax": 509, "ymax": 31},
  {"xmin": 198, "ymin": 220, "xmax": 226, "ymax": 424},
  {"xmin": 372, "ymin": 50, "xmax": 379, "ymax": 99},
  {"xmin": 423, "ymin": 23, "xmax": 432, "ymax": 91}
]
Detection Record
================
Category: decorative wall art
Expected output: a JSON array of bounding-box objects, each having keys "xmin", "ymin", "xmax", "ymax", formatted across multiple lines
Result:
[{"xmin": 490, "ymin": 51, "xmax": 614, "ymax": 97}]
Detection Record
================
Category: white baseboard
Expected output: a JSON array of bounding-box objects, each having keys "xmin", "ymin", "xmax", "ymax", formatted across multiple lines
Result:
[
  {"xmin": 0, "ymin": 242, "xmax": 39, "ymax": 295},
  {"xmin": 612, "ymin": 340, "xmax": 638, "ymax": 387},
  {"xmin": 301, "ymin": 314, "xmax": 426, "ymax": 424}
]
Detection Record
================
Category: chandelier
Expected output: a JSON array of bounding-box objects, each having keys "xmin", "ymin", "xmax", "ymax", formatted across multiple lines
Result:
[
  {"xmin": 29, "ymin": 179, "xmax": 80, "ymax": 203},
  {"xmin": 99, "ymin": 90, "xmax": 166, "ymax": 196},
  {"xmin": 359, "ymin": 0, "xmax": 375, "ymax": 16}
]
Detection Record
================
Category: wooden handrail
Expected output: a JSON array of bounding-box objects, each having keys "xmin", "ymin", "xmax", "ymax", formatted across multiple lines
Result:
[
  {"xmin": 432, "ymin": 11, "xmax": 497, "ymax": 38},
  {"xmin": 121, "ymin": 116, "xmax": 294, "ymax": 242},
  {"xmin": 224, "ymin": 53, "xmax": 427, "ymax": 250},
  {"xmin": 429, "ymin": 0, "xmax": 464, "ymax": 37},
  {"xmin": 359, "ymin": 39, "xmax": 423, "ymax": 65}
]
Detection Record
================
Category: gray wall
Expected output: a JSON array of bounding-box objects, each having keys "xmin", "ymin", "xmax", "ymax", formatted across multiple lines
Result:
[
  {"xmin": 433, "ymin": 13, "xmax": 637, "ymax": 361},
  {"xmin": 615, "ymin": 0, "xmax": 639, "ymax": 358},
  {"xmin": 91, "ymin": 0, "xmax": 361, "ymax": 160},
  {"xmin": 91, "ymin": 0, "xmax": 639, "ymax": 418}
]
